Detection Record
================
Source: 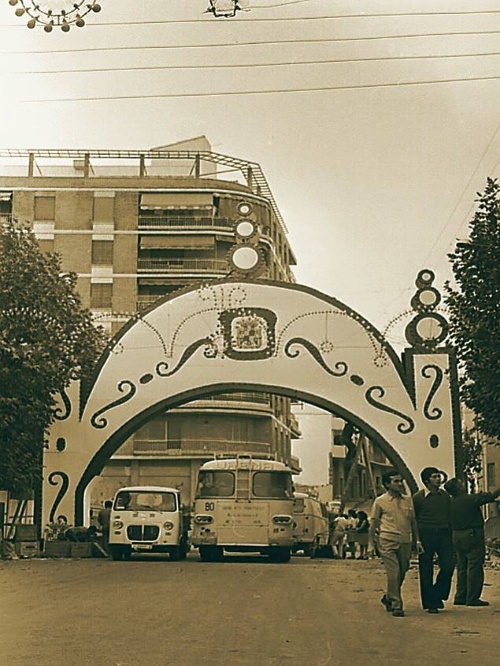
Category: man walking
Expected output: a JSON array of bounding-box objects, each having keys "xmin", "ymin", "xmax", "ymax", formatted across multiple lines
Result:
[
  {"xmin": 412, "ymin": 467, "xmax": 455, "ymax": 614},
  {"xmin": 444, "ymin": 477, "xmax": 500, "ymax": 607},
  {"xmin": 369, "ymin": 469, "xmax": 422, "ymax": 617},
  {"xmin": 98, "ymin": 500, "xmax": 112, "ymax": 553}
]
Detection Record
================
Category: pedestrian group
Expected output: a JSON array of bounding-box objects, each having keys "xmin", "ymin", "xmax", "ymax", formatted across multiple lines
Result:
[{"xmin": 367, "ymin": 466, "xmax": 499, "ymax": 617}]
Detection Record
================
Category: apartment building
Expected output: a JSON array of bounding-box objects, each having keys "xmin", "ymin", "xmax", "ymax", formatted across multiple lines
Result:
[{"xmin": 0, "ymin": 137, "xmax": 301, "ymax": 507}]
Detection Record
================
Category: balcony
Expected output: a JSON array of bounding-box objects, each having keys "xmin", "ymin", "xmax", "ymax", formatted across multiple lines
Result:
[
  {"xmin": 132, "ymin": 439, "xmax": 271, "ymax": 456},
  {"xmin": 138, "ymin": 215, "xmax": 235, "ymax": 230},
  {"xmin": 137, "ymin": 258, "xmax": 229, "ymax": 273}
]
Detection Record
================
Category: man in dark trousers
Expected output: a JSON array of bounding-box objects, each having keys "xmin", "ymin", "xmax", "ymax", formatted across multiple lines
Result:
[
  {"xmin": 444, "ymin": 477, "xmax": 500, "ymax": 607},
  {"xmin": 98, "ymin": 500, "xmax": 113, "ymax": 553},
  {"xmin": 412, "ymin": 467, "xmax": 455, "ymax": 614}
]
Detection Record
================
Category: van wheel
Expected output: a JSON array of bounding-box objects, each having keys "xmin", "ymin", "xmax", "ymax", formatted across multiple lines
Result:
[
  {"xmin": 170, "ymin": 546, "xmax": 181, "ymax": 561},
  {"xmin": 110, "ymin": 546, "xmax": 123, "ymax": 561}
]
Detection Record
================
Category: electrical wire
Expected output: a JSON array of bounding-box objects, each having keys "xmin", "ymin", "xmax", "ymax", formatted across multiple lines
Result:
[
  {"xmin": 3, "ymin": 8, "xmax": 500, "ymax": 27},
  {"xmin": 4, "ymin": 28, "xmax": 500, "ymax": 56},
  {"xmin": 18, "ymin": 73, "xmax": 500, "ymax": 103},
  {"xmin": 11, "ymin": 50, "xmax": 500, "ymax": 76},
  {"xmin": 421, "ymin": 120, "xmax": 500, "ymax": 268}
]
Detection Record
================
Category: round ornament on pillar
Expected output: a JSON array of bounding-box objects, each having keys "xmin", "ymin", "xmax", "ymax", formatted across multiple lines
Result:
[{"xmin": 405, "ymin": 269, "xmax": 449, "ymax": 351}]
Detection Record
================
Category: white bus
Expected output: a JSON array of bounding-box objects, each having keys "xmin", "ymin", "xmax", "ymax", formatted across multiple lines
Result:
[
  {"xmin": 192, "ymin": 456, "xmax": 295, "ymax": 562},
  {"xmin": 109, "ymin": 486, "xmax": 190, "ymax": 561}
]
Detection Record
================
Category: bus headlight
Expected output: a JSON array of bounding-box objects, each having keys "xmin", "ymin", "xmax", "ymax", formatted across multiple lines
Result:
[
  {"xmin": 194, "ymin": 514, "xmax": 214, "ymax": 524},
  {"xmin": 113, "ymin": 520, "xmax": 124, "ymax": 530},
  {"xmin": 163, "ymin": 521, "xmax": 174, "ymax": 530},
  {"xmin": 272, "ymin": 515, "xmax": 292, "ymax": 525}
]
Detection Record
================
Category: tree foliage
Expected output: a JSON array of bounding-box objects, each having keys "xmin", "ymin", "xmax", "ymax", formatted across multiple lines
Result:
[
  {"xmin": 445, "ymin": 177, "xmax": 500, "ymax": 440},
  {"xmin": 0, "ymin": 221, "xmax": 107, "ymax": 495}
]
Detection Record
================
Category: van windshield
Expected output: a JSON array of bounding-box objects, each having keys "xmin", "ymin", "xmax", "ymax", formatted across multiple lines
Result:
[{"xmin": 114, "ymin": 491, "xmax": 177, "ymax": 512}]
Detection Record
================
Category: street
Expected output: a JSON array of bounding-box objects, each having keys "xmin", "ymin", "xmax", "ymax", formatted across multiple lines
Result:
[{"xmin": 0, "ymin": 553, "xmax": 498, "ymax": 666}]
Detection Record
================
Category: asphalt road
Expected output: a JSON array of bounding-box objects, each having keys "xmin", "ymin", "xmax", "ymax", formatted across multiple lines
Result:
[{"xmin": 0, "ymin": 552, "xmax": 498, "ymax": 666}]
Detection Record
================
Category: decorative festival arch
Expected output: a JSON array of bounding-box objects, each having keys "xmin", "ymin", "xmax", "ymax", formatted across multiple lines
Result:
[{"xmin": 45, "ymin": 273, "xmax": 461, "ymax": 526}]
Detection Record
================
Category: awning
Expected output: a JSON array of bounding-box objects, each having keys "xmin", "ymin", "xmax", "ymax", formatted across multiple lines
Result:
[
  {"xmin": 140, "ymin": 235, "xmax": 214, "ymax": 249},
  {"xmin": 140, "ymin": 193, "xmax": 213, "ymax": 209}
]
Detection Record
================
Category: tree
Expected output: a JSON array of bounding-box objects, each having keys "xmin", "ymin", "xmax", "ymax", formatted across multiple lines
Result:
[
  {"xmin": 0, "ymin": 221, "xmax": 107, "ymax": 495},
  {"xmin": 445, "ymin": 177, "xmax": 500, "ymax": 441}
]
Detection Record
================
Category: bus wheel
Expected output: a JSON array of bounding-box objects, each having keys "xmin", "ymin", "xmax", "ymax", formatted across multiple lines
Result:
[
  {"xmin": 199, "ymin": 546, "xmax": 223, "ymax": 562},
  {"xmin": 268, "ymin": 547, "xmax": 291, "ymax": 563},
  {"xmin": 199, "ymin": 546, "xmax": 213, "ymax": 562}
]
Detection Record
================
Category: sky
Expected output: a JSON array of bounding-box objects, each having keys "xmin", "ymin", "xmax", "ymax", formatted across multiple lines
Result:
[{"xmin": 1, "ymin": 0, "xmax": 499, "ymax": 482}]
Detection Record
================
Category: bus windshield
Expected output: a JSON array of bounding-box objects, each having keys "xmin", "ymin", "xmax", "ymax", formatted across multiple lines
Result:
[
  {"xmin": 253, "ymin": 472, "xmax": 294, "ymax": 499},
  {"xmin": 114, "ymin": 491, "xmax": 177, "ymax": 512},
  {"xmin": 197, "ymin": 471, "xmax": 235, "ymax": 498}
]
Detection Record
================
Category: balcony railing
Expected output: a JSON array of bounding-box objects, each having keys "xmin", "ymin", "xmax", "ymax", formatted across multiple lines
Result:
[
  {"xmin": 186, "ymin": 392, "xmax": 271, "ymax": 405},
  {"xmin": 138, "ymin": 216, "xmax": 235, "ymax": 229},
  {"xmin": 133, "ymin": 440, "xmax": 271, "ymax": 455},
  {"xmin": 137, "ymin": 258, "xmax": 229, "ymax": 272}
]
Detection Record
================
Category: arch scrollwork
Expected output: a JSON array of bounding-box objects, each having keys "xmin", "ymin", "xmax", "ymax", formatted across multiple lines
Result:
[
  {"xmin": 90, "ymin": 380, "xmax": 137, "ymax": 429},
  {"xmin": 284, "ymin": 337, "xmax": 348, "ymax": 377},
  {"xmin": 365, "ymin": 386, "xmax": 415, "ymax": 434},
  {"xmin": 53, "ymin": 387, "xmax": 72, "ymax": 421},
  {"xmin": 48, "ymin": 471, "xmax": 70, "ymax": 523},
  {"xmin": 421, "ymin": 364, "xmax": 444, "ymax": 421},
  {"xmin": 156, "ymin": 337, "xmax": 217, "ymax": 377}
]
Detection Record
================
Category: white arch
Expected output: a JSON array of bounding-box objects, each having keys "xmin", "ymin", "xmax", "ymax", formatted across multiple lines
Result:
[{"xmin": 45, "ymin": 280, "xmax": 461, "ymax": 525}]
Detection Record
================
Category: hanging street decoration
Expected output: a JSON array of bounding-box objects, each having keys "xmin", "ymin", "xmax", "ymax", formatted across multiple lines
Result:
[{"xmin": 7, "ymin": 0, "xmax": 102, "ymax": 32}]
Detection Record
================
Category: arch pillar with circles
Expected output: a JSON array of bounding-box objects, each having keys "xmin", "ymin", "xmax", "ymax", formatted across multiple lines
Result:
[{"xmin": 42, "ymin": 270, "xmax": 462, "ymax": 527}]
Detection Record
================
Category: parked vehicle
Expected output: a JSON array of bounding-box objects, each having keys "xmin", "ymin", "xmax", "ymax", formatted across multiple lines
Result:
[
  {"xmin": 191, "ymin": 456, "xmax": 295, "ymax": 562},
  {"xmin": 108, "ymin": 486, "xmax": 190, "ymax": 561},
  {"xmin": 292, "ymin": 493, "xmax": 333, "ymax": 558}
]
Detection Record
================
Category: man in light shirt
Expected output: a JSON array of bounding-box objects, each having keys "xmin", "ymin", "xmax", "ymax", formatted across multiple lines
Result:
[{"xmin": 369, "ymin": 469, "xmax": 422, "ymax": 617}]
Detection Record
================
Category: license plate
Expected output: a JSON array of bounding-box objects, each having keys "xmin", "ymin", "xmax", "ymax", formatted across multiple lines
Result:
[{"xmin": 133, "ymin": 544, "xmax": 153, "ymax": 550}]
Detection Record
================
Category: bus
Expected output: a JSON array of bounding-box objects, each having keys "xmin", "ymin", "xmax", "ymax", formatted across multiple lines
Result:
[
  {"xmin": 191, "ymin": 456, "xmax": 295, "ymax": 562},
  {"xmin": 108, "ymin": 486, "xmax": 190, "ymax": 561}
]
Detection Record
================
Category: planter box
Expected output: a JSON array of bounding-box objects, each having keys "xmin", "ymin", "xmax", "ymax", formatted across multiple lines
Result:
[
  {"xmin": 14, "ymin": 525, "xmax": 38, "ymax": 542},
  {"xmin": 15, "ymin": 541, "xmax": 39, "ymax": 558},
  {"xmin": 44, "ymin": 541, "xmax": 72, "ymax": 558},
  {"xmin": 70, "ymin": 542, "xmax": 93, "ymax": 558}
]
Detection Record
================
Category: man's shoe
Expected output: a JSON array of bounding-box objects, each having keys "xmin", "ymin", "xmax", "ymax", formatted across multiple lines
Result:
[
  {"xmin": 437, "ymin": 600, "xmax": 445, "ymax": 609},
  {"xmin": 453, "ymin": 600, "xmax": 466, "ymax": 606},
  {"xmin": 392, "ymin": 609, "xmax": 405, "ymax": 617},
  {"xmin": 381, "ymin": 595, "xmax": 392, "ymax": 612},
  {"xmin": 466, "ymin": 600, "xmax": 489, "ymax": 607},
  {"xmin": 427, "ymin": 608, "xmax": 439, "ymax": 614}
]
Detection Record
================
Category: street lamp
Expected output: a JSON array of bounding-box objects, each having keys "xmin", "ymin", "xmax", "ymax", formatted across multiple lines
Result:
[
  {"xmin": 206, "ymin": 1, "xmax": 248, "ymax": 18},
  {"xmin": 7, "ymin": 0, "xmax": 102, "ymax": 32}
]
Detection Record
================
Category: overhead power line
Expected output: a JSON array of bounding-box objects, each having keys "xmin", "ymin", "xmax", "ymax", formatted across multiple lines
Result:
[
  {"xmin": 3, "ymin": 9, "xmax": 500, "ymax": 28},
  {"xmin": 10, "ymin": 50, "xmax": 500, "ymax": 76},
  {"xmin": 4, "ymin": 28, "xmax": 500, "ymax": 56},
  {"xmin": 18, "ymin": 73, "xmax": 500, "ymax": 104}
]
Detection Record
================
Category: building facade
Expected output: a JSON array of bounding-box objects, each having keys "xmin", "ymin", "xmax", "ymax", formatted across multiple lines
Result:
[{"xmin": 0, "ymin": 137, "xmax": 301, "ymax": 508}]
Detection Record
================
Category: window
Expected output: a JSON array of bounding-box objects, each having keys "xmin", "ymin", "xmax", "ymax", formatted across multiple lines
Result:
[
  {"xmin": 90, "ymin": 283, "xmax": 112, "ymax": 309},
  {"xmin": 252, "ymin": 472, "xmax": 293, "ymax": 499},
  {"xmin": 93, "ymin": 197, "xmax": 114, "ymax": 222},
  {"xmin": 91, "ymin": 241, "xmax": 113, "ymax": 265},
  {"xmin": 197, "ymin": 471, "xmax": 235, "ymax": 498},
  {"xmin": 34, "ymin": 196, "xmax": 55, "ymax": 221},
  {"xmin": 487, "ymin": 462, "xmax": 496, "ymax": 489}
]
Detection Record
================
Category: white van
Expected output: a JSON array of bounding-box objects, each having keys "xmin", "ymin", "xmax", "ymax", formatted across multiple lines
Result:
[
  {"xmin": 292, "ymin": 493, "xmax": 332, "ymax": 558},
  {"xmin": 109, "ymin": 486, "xmax": 190, "ymax": 561}
]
